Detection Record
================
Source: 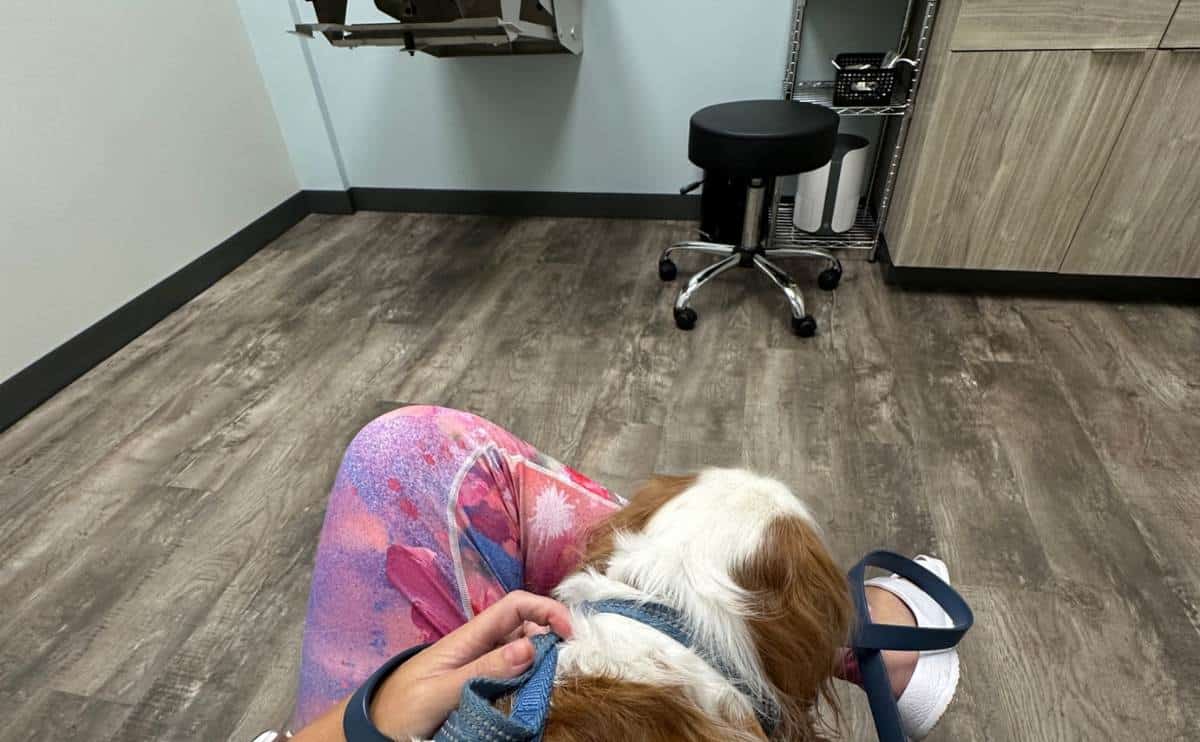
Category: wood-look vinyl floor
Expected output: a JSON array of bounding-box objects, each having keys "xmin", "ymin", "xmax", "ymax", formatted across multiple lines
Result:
[{"xmin": 2, "ymin": 212, "xmax": 1198, "ymax": 740}]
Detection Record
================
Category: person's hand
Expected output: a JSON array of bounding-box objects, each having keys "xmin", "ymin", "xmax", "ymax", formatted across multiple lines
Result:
[{"xmin": 370, "ymin": 591, "xmax": 573, "ymax": 740}]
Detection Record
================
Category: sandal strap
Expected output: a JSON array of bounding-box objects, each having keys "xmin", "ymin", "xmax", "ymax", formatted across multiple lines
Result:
[
  {"xmin": 849, "ymin": 550, "xmax": 974, "ymax": 652},
  {"xmin": 847, "ymin": 551, "xmax": 975, "ymax": 742}
]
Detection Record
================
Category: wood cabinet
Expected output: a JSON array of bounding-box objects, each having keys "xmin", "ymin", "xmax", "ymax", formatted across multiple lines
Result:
[
  {"xmin": 885, "ymin": 0, "xmax": 1200, "ymax": 280},
  {"xmin": 886, "ymin": 50, "xmax": 1152, "ymax": 271},
  {"xmin": 950, "ymin": 0, "xmax": 1179, "ymax": 51},
  {"xmin": 1162, "ymin": 0, "xmax": 1200, "ymax": 49},
  {"xmin": 1061, "ymin": 52, "xmax": 1200, "ymax": 278}
]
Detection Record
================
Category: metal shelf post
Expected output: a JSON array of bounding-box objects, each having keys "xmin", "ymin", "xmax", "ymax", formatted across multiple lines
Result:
[{"xmin": 767, "ymin": 0, "xmax": 940, "ymax": 261}]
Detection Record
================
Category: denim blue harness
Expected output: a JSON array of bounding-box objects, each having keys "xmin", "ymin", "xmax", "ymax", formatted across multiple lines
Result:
[{"xmin": 433, "ymin": 599, "xmax": 780, "ymax": 741}]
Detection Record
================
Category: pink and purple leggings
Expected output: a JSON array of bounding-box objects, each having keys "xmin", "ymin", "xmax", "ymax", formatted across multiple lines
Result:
[{"xmin": 292, "ymin": 406, "xmax": 626, "ymax": 729}]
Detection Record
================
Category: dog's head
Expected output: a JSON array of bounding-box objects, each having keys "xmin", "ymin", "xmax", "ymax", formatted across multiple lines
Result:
[{"xmin": 552, "ymin": 469, "xmax": 853, "ymax": 740}]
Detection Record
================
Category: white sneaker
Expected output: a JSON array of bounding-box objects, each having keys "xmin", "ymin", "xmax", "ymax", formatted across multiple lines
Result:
[{"xmin": 865, "ymin": 555, "xmax": 961, "ymax": 741}]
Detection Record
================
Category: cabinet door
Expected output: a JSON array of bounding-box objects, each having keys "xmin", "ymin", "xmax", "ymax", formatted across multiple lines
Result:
[
  {"xmin": 1162, "ymin": 0, "xmax": 1200, "ymax": 48},
  {"xmin": 886, "ymin": 50, "xmax": 1151, "ymax": 271},
  {"xmin": 951, "ymin": 0, "xmax": 1178, "ymax": 50},
  {"xmin": 1062, "ymin": 52, "xmax": 1200, "ymax": 278}
]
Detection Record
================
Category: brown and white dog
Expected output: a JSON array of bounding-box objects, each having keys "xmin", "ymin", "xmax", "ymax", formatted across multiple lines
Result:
[{"xmin": 543, "ymin": 468, "xmax": 852, "ymax": 741}]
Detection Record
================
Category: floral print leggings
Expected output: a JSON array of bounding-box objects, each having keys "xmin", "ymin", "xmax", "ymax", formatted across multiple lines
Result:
[{"xmin": 292, "ymin": 406, "xmax": 626, "ymax": 729}]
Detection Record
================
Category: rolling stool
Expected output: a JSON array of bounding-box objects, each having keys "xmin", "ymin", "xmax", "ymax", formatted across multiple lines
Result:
[{"xmin": 659, "ymin": 100, "xmax": 843, "ymax": 337}]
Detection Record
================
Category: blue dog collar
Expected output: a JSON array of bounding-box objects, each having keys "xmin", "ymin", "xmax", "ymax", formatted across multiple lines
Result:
[{"xmin": 582, "ymin": 599, "xmax": 781, "ymax": 736}]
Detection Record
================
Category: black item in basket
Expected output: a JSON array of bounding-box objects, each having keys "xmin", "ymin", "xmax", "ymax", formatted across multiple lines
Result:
[{"xmin": 833, "ymin": 53, "xmax": 897, "ymax": 107}]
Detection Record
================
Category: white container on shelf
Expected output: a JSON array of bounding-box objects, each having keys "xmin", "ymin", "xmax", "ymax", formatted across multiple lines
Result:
[
  {"xmin": 792, "ymin": 161, "xmax": 830, "ymax": 233},
  {"xmin": 793, "ymin": 133, "xmax": 871, "ymax": 234}
]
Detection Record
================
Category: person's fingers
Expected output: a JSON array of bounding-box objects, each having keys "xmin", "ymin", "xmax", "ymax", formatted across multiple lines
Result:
[
  {"xmin": 503, "ymin": 625, "xmax": 524, "ymax": 645},
  {"xmin": 378, "ymin": 598, "xmax": 566, "ymax": 739},
  {"xmin": 450, "ymin": 591, "xmax": 573, "ymax": 656},
  {"xmin": 378, "ymin": 637, "xmax": 536, "ymax": 737},
  {"xmin": 456, "ymin": 638, "xmax": 536, "ymax": 685},
  {"xmin": 419, "ymin": 636, "xmax": 536, "ymax": 719},
  {"xmin": 496, "ymin": 591, "xmax": 573, "ymax": 637},
  {"xmin": 501, "ymin": 620, "xmax": 547, "ymax": 646}
]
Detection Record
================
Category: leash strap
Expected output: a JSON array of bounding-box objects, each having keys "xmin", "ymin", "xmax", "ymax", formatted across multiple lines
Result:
[
  {"xmin": 509, "ymin": 637, "xmax": 560, "ymax": 734},
  {"xmin": 435, "ymin": 632, "xmax": 562, "ymax": 742},
  {"xmin": 847, "ymin": 551, "xmax": 974, "ymax": 742}
]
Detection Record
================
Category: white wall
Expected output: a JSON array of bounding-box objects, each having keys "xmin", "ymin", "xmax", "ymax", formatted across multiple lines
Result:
[
  {"xmin": 309, "ymin": 1, "xmax": 794, "ymax": 193},
  {"xmin": 249, "ymin": 0, "xmax": 907, "ymax": 194},
  {"xmin": 237, "ymin": 1, "xmax": 349, "ymax": 191},
  {"xmin": 0, "ymin": 1, "xmax": 299, "ymax": 382}
]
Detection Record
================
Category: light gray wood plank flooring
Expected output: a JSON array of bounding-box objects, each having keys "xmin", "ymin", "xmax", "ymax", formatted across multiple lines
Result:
[{"xmin": 2, "ymin": 212, "xmax": 1198, "ymax": 740}]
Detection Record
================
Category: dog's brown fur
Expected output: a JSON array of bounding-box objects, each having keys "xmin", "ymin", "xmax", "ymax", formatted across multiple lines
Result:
[
  {"xmin": 733, "ymin": 515, "xmax": 853, "ymax": 740},
  {"xmin": 576, "ymin": 475, "xmax": 696, "ymax": 570},
  {"xmin": 548, "ymin": 474, "xmax": 851, "ymax": 741},
  {"xmin": 543, "ymin": 675, "xmax": 767, "ymax": 741}
]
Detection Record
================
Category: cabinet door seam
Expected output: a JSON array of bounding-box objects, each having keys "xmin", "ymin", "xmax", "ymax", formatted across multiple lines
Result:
[
  {"xmin": 1158, "ymin": 0, "xmax": 1187, "ymax": 47},
  {"xmin": 1057, "ymin": 53, "xmax": 1156, "ymax": 273}
]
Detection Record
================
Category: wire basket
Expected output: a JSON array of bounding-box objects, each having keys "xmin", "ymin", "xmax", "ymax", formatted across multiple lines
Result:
[{"xmin": 833, "ymin": 53, "xmax": 896, "ymax": 107}]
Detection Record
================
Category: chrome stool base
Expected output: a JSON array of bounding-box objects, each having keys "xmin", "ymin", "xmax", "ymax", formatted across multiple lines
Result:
[
  {"xmin": 660, "ymin": 242, "xmax": 840, "ymax": 337},
  {"xmin": 659, "ymin": 177, "xmax": 842, "ymax": 337}
]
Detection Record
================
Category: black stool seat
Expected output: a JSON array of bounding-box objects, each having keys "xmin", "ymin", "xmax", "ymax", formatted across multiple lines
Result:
[{"xmin": 689, "ymin": 100, "xmax": 840, "ymax": 177}]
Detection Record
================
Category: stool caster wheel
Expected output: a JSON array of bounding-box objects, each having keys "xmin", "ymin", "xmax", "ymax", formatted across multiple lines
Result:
[
  {"xmin": 792, "ymin": 315, "xmax": 817, "ymax": 338},
  {"xmin": 818, "ymin": 267, "xmax": 842, "ymax": 291},
  {"xmin": 659, "ymin": 259, "xmax": 678, "ymax": 282},
  {"xmin": 674, "ymin": 307, "xmax": 697, "ymax": 331}
]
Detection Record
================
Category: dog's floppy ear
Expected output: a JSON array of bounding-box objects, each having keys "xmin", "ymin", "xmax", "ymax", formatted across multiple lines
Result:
[
  {"xmin": 543, "ymin": 676, "xmax": 767, "ymax": 742},
  {"xmin": 734, "ymin": 516, "xmax": 853, "ymax": 739},
  {"xmin": 578, "ymin": 474, "xmax": 695, "ymax": 571}
]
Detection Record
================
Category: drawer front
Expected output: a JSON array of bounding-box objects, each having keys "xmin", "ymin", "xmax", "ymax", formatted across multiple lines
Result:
[
  {"xmin": 951, "ymin": 0, "xmax": 1178, "ymax": 50},
  {"xmin": 1162, "ymin": 0, "xmax": 1200, "ymax": 48}
]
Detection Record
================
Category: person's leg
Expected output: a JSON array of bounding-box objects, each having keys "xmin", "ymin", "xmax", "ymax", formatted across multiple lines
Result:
[
  {"xmin": 290, "ymin": 406, "xmax": 934, "ymax": 731},
  {"xmin": 837, "ymin": 588, "xmax": 919, "ymax": 697},
  {"xmin": 290, "ymin": 406, "xmax": 623, "ymax": 729},
  {"xmin": 838, "ymin": 555, "xmax": 962, "ymax": 741}
]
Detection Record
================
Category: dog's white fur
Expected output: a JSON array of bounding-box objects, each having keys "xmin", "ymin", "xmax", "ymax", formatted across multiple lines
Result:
[{"xmin": 553, "ymin": 468, "xmax": 817, "ymax": 726}]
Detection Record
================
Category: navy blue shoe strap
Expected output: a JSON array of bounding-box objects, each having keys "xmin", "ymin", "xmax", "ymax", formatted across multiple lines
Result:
[
  {"xmin": 848, "ymin": 551, "xmax": 973, "ymax": 652},
  {"xmin": 848, "ymin": 551, "xmax": 974, "ymax": 742}
]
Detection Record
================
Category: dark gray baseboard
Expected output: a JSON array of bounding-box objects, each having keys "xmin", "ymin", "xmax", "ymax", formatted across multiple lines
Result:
[
  {"xmin": 877, "ymin": 238, "xmax": 1200, "ymax": 303},
  {"xmin": 347, "ymin": 187, "xmax": 702, "ymax": 220},
  {"xmin": 305, "ymin": 189, "xmax": 356, "ymax": 214},
  {"xmin": 0, "ymin": 186, "xmax": 698, "ymax": 434},
  {"xmin": 0, "ymin": 193, "xmax": 309, "ymax": 434}
]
